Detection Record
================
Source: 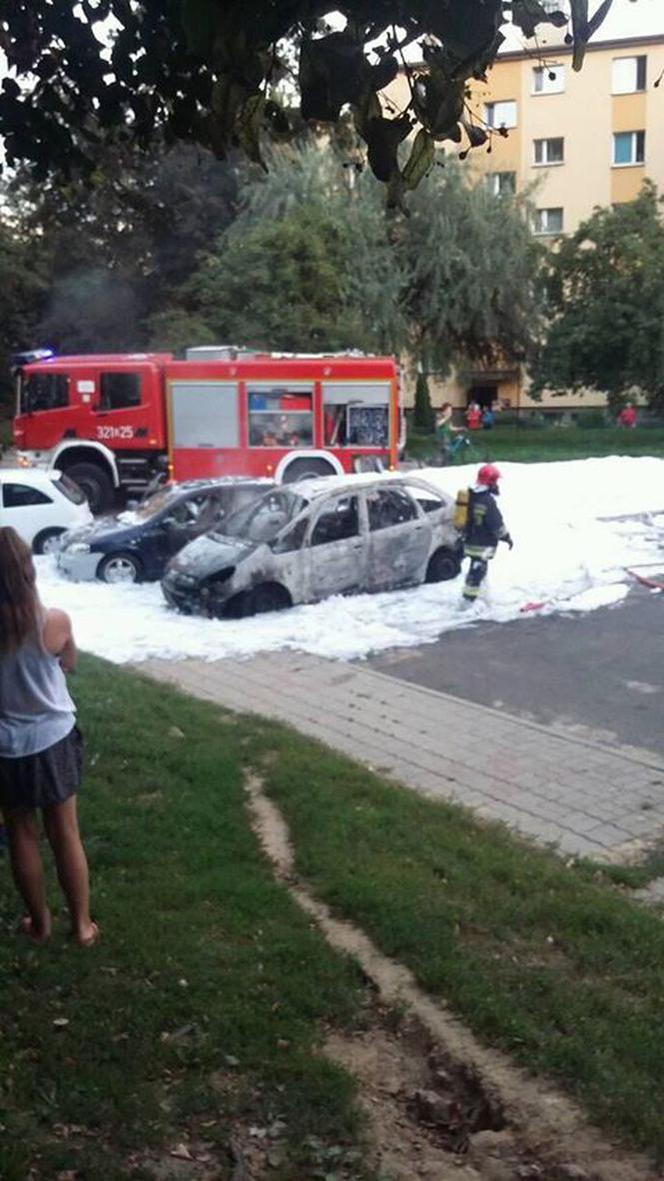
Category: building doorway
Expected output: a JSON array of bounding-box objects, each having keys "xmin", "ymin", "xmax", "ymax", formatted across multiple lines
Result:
[{"xmin": 467, "ymin": 384, "xmax": 498, "ymax": 410}]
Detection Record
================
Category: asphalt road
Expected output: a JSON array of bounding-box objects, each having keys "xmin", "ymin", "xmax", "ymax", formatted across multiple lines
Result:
[{"xmin": 368, "ymin": 585, "xmax": 664, "ymax": 760}]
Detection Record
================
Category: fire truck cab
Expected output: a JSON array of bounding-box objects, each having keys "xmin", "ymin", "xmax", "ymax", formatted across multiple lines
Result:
[
  {"xmin": 13, "ymin": 350, "xmax": 170, "ymax": 512},
  {"xmin": 13, "ymin": 347, "xmax": 402, "ymax": 513}
]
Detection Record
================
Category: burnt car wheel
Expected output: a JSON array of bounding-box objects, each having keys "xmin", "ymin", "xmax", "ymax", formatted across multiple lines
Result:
[
  {"xmin": 98, "ymin": 552, "xmax": 142, "ymax": 584},
  {"xmin": 223, "ymin": 583, "xmax": 291, "ymax": 618},
  {"xmin": 426, "ymin": 547, "xmax": 462, "ymax": 583},
  {"xmin": 251, "ymin": 583, "xmax": 292, "ymax": 614}
]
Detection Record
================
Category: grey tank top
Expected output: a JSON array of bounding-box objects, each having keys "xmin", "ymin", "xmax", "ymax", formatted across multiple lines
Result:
[{"xmin": 0, "ymin": 627, "xmax": 75, "ymax": 758}]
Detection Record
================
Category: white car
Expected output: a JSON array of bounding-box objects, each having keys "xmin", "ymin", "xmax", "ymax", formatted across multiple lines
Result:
[{"xmin": 0, "ymin": 468, "xmax": 92, "ymax": 554}]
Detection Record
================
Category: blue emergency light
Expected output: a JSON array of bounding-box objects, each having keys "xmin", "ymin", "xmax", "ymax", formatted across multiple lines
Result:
[{"xmin": 10, "ymin": 348, "xmax": 55, "ymax": 367}]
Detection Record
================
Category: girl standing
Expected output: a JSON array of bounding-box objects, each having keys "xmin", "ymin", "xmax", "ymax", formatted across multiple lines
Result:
[{"xmin": 0, "ymin": 527, "xmax": 97, "ymax": 946}]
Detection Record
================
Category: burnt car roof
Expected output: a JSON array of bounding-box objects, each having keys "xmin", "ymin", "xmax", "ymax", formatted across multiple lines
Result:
[{"xmin": 291, "ymin": 473, "xmax": 449, "ymax": 502}]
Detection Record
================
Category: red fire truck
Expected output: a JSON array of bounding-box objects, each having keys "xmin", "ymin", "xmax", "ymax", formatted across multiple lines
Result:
[{"xmin": 12, "ymin": 346, "xmax": 403, "ymax": 512}]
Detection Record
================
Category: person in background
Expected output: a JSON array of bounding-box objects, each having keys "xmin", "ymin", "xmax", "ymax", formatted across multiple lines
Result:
[
  {"xmin": 0, "ymin": 527, "xmax": 97, "ymax": 947},
  {"xmin": 481, "ymin": 405, "xmax": 495, "ymax": 430},
  {"xmin": 434, "ymin": 403, "xmax": 461, "ymax": 460},
  {"xmin": 617, "ymin": 402, "xmax": 637, "ymax": 428},
  {"xmin": 466, "ymin": 401, "xmax": 482, "ymax": 431},
  {"xmin": 462, "ymin": 464, "xmax": 513, "ymax": 603}
]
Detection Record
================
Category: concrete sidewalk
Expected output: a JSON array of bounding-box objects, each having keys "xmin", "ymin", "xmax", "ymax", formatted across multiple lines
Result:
[{"xmin": 141, "ymin": 652, "xmax": 664, "ymax": 862}]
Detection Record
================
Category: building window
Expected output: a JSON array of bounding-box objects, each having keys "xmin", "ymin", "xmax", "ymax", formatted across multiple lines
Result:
[
  {"xmin": 533, "ymin": 207, "xmax": 564, "ymax": 235},
  {"xmin": 486, "ymin": 171, "xmax": 517, "ymax": 196},
  {"xmin": 484, "ymin": 100, "xmax": 517, "ymax": 129},
  {"xmin": 534, "ymin": 137, "xmax": 564, "ymax": 165},
  {"xmin": 532, "ymin": 65, "xmax": 565, "ymax": 94},
  {"xmin": 612, "ymin": 55, "xmax": 647, "ymax": 94},
  {"xmin": 613, "ymin": 130, "xmax": 645, "ymax": 166}
]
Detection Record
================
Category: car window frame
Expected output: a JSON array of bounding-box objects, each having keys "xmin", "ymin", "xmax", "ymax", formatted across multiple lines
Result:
[
  {"xmin": 308, "ymin": 491, "xmax": 363, "ymax": 549},
  {"xmin": 403, "ymin": 483, "xmax": 448, "ymax": 517},
  {"xmin": 364, "ymin": 484, "xmax": 419, "ymax": 533},
  {"xmin": 1, "ymin": 480, "xmax": 54, "ymax": 509}
]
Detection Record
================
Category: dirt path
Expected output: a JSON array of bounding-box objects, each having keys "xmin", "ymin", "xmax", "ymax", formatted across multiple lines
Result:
[{"xmin": 244, "ymin": 770, "xmax": 661, "ymax": 1181}]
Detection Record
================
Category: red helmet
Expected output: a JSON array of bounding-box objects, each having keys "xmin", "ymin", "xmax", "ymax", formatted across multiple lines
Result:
[{"xmin": 477, "ymin": 463, "xmax": 502, "ymax": 488}]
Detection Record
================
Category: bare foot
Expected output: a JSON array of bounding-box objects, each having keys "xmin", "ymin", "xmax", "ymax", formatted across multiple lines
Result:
[
  {"xmin": 19, "ymin": 912, "xmax": 52, "ymax": 944},
  {"xmin": 73, "ymin": 920, "xmax": 100, "ymax": 948}
]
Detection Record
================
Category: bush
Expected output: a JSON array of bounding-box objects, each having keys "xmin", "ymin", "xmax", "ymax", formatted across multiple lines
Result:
[
  {"xmin": 413, "ymin": 371, "xmax": 435, "ymax": 434},
  {"xmin": 578, "ymin": 410, "xmax": 607, "ymax": 429}
]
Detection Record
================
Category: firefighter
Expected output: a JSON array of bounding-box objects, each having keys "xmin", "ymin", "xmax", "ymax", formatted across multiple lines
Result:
[{"xmin": 462, "ymin": 464, "xmax": 513, "ymax": 602}]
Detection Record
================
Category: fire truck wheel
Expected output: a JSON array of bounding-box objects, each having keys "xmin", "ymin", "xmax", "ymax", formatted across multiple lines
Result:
[
  {"xmin": 97, "ymin": 553, "xmax": 142, "ymax": 584},
  {"xmin": 33, "ymin": 527, "xmax": 65, "ymax": 556},
  {"xmin": 282, "ymin": 458, "xmax": 336, "ymax": 483},
  {"xmin": 65, "ymin": 462, "xmax": 114, "ymax": 514},
  {"xmin": 425, "ymin": 546, "xmax": 462, "ymax": 583}
]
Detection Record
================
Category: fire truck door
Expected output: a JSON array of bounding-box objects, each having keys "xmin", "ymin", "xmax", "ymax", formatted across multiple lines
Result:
[{"xmin": 92, "ymin": 370, "xmax": 150, "ymax": 448}]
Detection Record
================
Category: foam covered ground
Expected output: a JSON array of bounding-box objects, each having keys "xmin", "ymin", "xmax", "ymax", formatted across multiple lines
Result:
[{"xmin": 34, "ymin": 457, "xmax": 664, "ymax": 664}]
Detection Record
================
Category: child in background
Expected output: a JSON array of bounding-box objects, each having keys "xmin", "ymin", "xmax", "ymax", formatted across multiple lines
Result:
[{"xmin": 466, "ymin": 401, "xmax": 482, "ymax": 430}]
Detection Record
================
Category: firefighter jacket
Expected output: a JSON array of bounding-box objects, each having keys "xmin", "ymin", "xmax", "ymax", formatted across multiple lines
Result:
[{"xmin": 465, "ymin": 487, "xmax": 509, "ymax": 550}]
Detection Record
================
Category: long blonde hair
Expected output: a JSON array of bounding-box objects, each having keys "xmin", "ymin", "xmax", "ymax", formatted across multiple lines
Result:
[{"xmin": 0, "ymin": 527, "xmax": 40, "ymax": 654}]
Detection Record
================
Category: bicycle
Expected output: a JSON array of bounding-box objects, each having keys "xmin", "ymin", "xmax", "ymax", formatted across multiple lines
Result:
[{"xmin": 419, "ymin": 432, "xmax": 489, "ymax": 467}]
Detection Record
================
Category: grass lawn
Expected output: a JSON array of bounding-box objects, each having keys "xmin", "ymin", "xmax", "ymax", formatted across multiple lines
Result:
[
  {"xmin": 3, "ymin": 659, "xmax": 664, "ymax": 1176},
  {"xmin": 0, "ymin": 658, "xmax": 370, "ymax": 1181},
  {"xmin": 404, "ymin": 424, "xmax": 664, "ymax": 465},
  {"xmin": 249, "ymin": 722, "xmax": 664, "ymax": 1164}
]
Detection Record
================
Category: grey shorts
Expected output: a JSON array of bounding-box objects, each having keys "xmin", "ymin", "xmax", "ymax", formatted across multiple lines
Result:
[{"xmin": 0, "ymin": 726, "xmax": 84, "ymax": 812}]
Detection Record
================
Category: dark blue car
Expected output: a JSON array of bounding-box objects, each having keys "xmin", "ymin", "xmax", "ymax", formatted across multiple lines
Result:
[{"xmin": 57, "ymin": 477, "xmax": 272, "ymax": 583}]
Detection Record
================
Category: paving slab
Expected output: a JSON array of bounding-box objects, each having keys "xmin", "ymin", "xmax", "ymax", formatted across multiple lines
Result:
[{"xmin": 139, "ymin": 651, "xmax": 664, "ymax": 863}]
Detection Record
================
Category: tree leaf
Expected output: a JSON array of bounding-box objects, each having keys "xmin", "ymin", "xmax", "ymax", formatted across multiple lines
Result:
[
  {"xmin": 413, "ymin": 73, "xmax": 465, "ymax": 141},
  {"xmin": 570, "ymin": 0, "xmax": 590, "ymax": 70},
  {"xmin": 511, "ymin": 1, "xmax": 568, "ymax": 39},
  {"xmin": 365, "ymin": 114, "xmax": 412, "ymax": 183},
  {"xmin": 402, "ymin": 128, "xmax": 434, "ymax": 190},
  {"xmin": 299, "ymin": 33, "xmax": 368, "ymax": 122},
  {"xmin": 237, "ymin": 93, "xmax": 267, "ymax": 170}
]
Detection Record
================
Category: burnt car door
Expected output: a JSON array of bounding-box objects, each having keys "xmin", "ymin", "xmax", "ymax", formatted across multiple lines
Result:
[
  {"xmin": 364, "ymin": 485, "xmax": 431, "ymax": 592},
  {"xmin": 305, "ymin": 492, "xmax": 367, "ymax": 601}
]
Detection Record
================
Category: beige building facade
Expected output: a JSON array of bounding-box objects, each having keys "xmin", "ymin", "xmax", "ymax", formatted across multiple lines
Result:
[
  {"xmin": 473, "ymin": 33, "xmax": 664, "ymax": 238},
  {"xmin": 391, "ymin": 31, "xmax": 664, "ymax": 414}
]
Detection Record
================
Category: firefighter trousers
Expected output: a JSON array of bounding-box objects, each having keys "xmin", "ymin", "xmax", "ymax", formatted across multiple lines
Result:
[{"xmin": 462, "ymin": 545, "xmax": 496, "ymax": 601}]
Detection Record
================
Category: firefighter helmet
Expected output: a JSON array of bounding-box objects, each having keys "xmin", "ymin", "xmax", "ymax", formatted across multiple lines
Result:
[{"xmin": 477, "ymin": 463, "xmax": 502, "ymax": 488}]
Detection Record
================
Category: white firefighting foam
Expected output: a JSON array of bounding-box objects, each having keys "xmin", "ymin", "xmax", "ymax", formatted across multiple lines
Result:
[{"xmin": 34, "ymin": 457, "xmax": 663, "ymax": 664}]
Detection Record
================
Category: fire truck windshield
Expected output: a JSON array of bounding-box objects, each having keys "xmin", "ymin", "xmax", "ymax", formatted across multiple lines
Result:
[{"xmin": 20, "ymin": 372, "xmax": 69, "ymax": 414}]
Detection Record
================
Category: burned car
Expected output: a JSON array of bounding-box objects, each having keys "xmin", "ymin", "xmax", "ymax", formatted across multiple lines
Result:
[
  {"xmin": 58, "ymin": 477, "xmax": 271, "ymax": 583},
  {"xmin": 161, "ymin": 475, "xmax": 463, "ymax": 617}
]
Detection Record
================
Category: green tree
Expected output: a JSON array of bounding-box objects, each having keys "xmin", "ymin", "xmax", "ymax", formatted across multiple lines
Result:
[
  {"xmin": 150, "ymin": 146, "xmax": 407, "ymax": 354},
  {"xmin": 0, "ymin": 2, "xmax": 618, "ymax": 196},
  {"xmin": 0, "ymin": 222, "xmax": 48, "ymax": 411},
  {"xmin": 7, "ymin": 142, "xmax": 239, "ymax": 354},
  {"xmin": 149, "ymin": 144, "xmax": 542, "ymax": 371},
  {"xmin": 534, "ymin": 182, "xmax": 664, "ymax": 410},
  {"xmin": 404, "ymin": 161, "xmax": 545, "ymax": 376},
  {"xmin": 413, "ymin": 370, "xmax": 435, "ymax": 434}
]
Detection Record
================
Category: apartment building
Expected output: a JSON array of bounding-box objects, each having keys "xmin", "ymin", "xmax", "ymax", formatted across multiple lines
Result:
[
  {"xmin": 389, "ymin": 27, "xmax": 664, "ymax": 414},
  {"xmin": 475, "ymin": 32, "xmax": 664, "ymax": 241}
]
